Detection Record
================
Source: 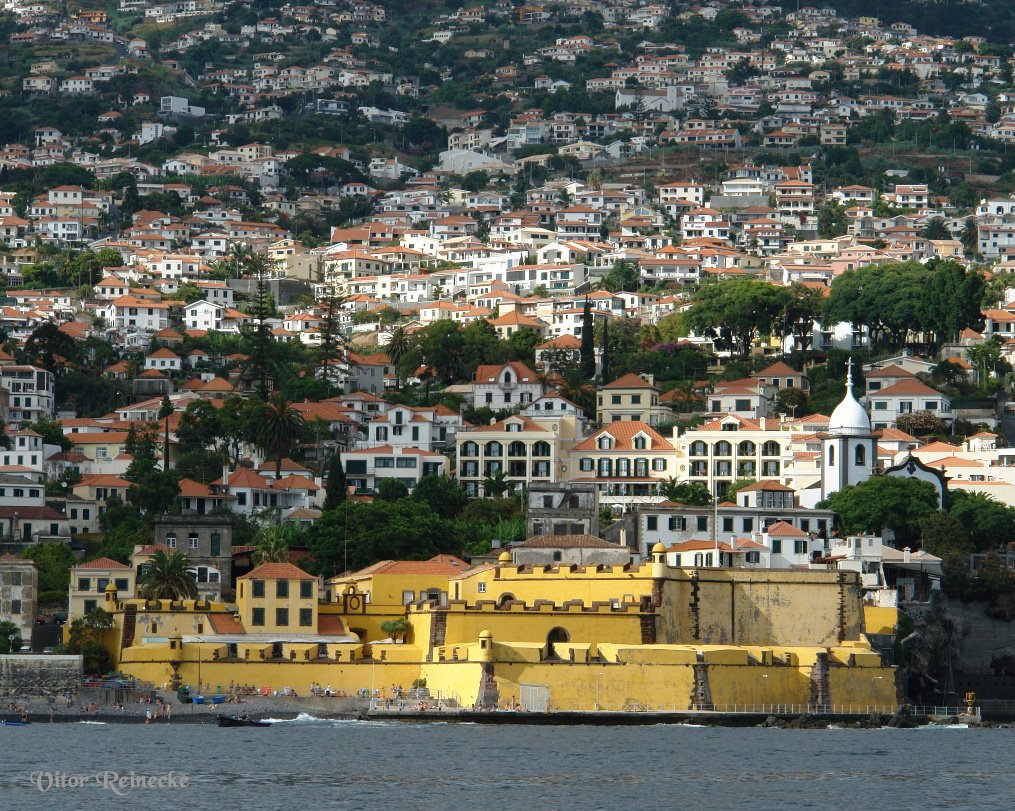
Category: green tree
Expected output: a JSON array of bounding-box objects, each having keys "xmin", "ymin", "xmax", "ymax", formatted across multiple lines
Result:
[
  {"xmin": 776, "ymin": 283, "xmax": 824, "ymax": 353},
  {"xmin": 22, "ymin": 542, "xmax": 76, "ymax": 602},
  {"xmin": 580, "ymin": 297, "xmax": 596, "ymax": 379},
  {"xmin": 138, "ymin": 550, "xmax": 199, "ymax": 600},
  {"xmin": 659, "ymin": 478, "xmax": 712, "ymax": 505},
  {"xmin": 819, "ymin": 477, "xmax": 940, "ymax": 548},
  {"xmin": 28, "ymin": 416, "xmax": 71, "ymax": 451},
  {"xmin": 376, "ymin": 477, "xmax": 409, "ymax": 501},
  {"xmin": 0, "ymin": 620, "xmax": 22, "ymax": 653},
  {"xmin": 411, "ymin": 475, "xmax": 469, "ymax": 519},
  {"xmin": 601, "ymin": 260, "xmax": 639, "ymax": 293},
  {"xmin": 380, "ymin": 617, "xmax": 411, "ymax": 642},
  {"xmin": 22, "ymin": 322, "xmax": 79, "ymax": 371},
  {"xmin": 482, "ymin": 468, "xmax": 512, "ymax": 498},
  {"xmin": 62, "ymin": 607, "xmax": 114, "ymax": 674},
  {"xmin": 948, "ymin": 490, "xmax": 1015, "ymax": 552},
  {"xmin": 385, "ymin": 326, "xmax": 411, "ymax": 389},
  {"xmin": 256, "ymin": 395, "xmax": 304, "ymax": 480},
  {"xmin": 922, "ymin": 217, "xmax": 951, "ymax": 240},
  {"xmin": 323, "ymin": 450, "xmax": 347, "ymax": 510},
  {"xmin": 686, "ymin": 279, "xmax": 790, "ymax": 356}
]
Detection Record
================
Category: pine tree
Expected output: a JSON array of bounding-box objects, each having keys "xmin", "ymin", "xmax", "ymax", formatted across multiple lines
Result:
[
  {"xmin": 241, "ymin": 271, "xmax": 277, "ymax": 400},
  {"xmin": 315, "ymin": 256, "xmax": 350, "ymax": 388},
  {"xmin": 580, "ymin": 297, "xmax": 596, "ymax": 379},
  {"xmin": 323, "ymin": 450, "xmax": 347, "ymax": 511}
]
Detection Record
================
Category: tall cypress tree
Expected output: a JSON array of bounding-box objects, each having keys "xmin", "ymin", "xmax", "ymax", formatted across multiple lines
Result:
[
  {"xmin": 601, "ymin": 318, "xmax": 611, "ymax": 383},
  {"xmin": 580, "ymin": 297, "xmax": 595, "ymax": 379},
  {"xmin": 323, "ymin": 450, "xmax": 347, "ymax": 511}
]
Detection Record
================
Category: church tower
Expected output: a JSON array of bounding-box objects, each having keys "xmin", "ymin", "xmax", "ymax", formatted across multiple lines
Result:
[{"xmin": 821, "ymin": 359, "xmax": 877, "ymax": 500}]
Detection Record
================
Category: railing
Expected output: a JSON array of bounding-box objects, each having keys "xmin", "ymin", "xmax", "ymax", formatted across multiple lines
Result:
[
  {"xmin": 668, "ymin": 703, "xmax": 980, "ymax": 717},
  {"xmin": 82, "ymin": 678, "xmax": 156, "ymax": 691}
]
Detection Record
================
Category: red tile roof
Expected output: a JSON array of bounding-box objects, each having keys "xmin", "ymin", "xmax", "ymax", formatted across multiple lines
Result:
[{"xmin": 238, "ymin": 562, "xmax": 315, "ymax": 580}]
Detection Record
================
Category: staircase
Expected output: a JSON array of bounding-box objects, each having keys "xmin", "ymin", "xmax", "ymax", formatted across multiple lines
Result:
[{"xmin": 120, "ymin": 604, "xmax": 138, "ymax": 649}]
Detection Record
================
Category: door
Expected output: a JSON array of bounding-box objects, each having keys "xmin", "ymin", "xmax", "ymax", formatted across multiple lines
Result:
[{"xmin": 519, "ymin": 684, "xmax": 550, "ymax": 713}]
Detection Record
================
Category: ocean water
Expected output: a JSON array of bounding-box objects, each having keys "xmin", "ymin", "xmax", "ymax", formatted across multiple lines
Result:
[{"xmin": 1, "ymin": 717, "xmax": 1012, "ymax": 811}]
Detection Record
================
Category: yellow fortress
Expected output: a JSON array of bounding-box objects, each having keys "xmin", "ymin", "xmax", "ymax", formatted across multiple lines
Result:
[{"xmin": 97, "ymin": 545, "xmax": 898, "ymax": 713}]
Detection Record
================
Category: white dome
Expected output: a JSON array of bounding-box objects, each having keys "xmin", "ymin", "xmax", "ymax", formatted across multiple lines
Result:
[{"xmin": 828, "ymin": 363, "xmax": 870, "ymax": 436}]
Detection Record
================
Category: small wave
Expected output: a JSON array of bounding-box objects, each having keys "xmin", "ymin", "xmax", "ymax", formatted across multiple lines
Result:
[
  {"xmin": 918, "ymin": 724, "xmax": 969, "ymax": 730},
  {"xmin": 263, "ymin": 713, "xmax": 332, "ymax": 724},
  {"xmin": 78, "ymin": 721, "xmax": 107, "ymax": 725}
]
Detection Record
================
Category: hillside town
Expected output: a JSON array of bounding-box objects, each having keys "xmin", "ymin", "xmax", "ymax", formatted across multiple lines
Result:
[{"xmin": 0, "ymin": 0, "xmax": 1014, "ymax": 718}]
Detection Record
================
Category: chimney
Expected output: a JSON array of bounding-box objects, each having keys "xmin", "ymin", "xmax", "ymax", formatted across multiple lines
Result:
[
  {"xmin": 760, "ymin": 417, "xmax": 766, "ymax": 430},
  {"xmin": 222, "ymin": 465, "xmax": 229, "ymax": 490},
  {"xmin": 729, "ymin": 534, "xmax": 736, "ymax": 552},
  {"xmin": 904, "ymin": 546, "xmax": 911, "ymax": 563}
]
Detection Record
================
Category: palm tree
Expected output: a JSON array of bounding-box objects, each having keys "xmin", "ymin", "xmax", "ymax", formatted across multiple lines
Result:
[
  {"xmin": 556, "ymin": 372, "xmax": 595, "ymax": 415},
  {"xmin": 139, "ymin": 550, "xmax": 198, "ymax": 601},
  {"xmin": 385, "ymin": 326, "xmax": 411, "ymax": 389},
  {"xmin": 252, "ymin": 523, "xmax": 303, "ymax": 565},
  {"xmin": 257, "ymin": 395, "xmax": 305, "ymax": 480},
  {"xmin": 483, "ymin": 468, "xmax": 511, "ymax": 498}
]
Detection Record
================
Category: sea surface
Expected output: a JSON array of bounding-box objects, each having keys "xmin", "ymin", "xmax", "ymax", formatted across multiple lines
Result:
[{"xmin": 0, "ymin": 715, "xmax": 1012, "ymax": 811}]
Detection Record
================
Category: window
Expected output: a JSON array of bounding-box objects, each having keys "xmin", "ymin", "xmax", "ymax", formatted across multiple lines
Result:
[
  {"xmin": 10, "ymin": 599, "xmax": 20, "ymax": 614},
  {"xmin": 696, "ymin": 516, "xmax": 708, "ymax": 532},
  {"xmin": 252, "ymin": 579, "xmax": 265, "ymax": 598},
  {"xmin": 396, "ymin": 458, "xmax": 416, "ymax": 468},
  {"xmin": 652, "ymin": 459, "xmax": 666, "ymax": 471},
  {"xmin": 78, "ymin": 577, "xmax": 90, "ymax": 591},
  {"xmin": 299, "ymin": 608, "xmax": 313, "ymax": 627},
  {"xmin": 478, "ymin": 582, "xmax": 487, "ymax": 593},
  {"xmin": 690, "ymin": 441, "xmax": 707, "ymax": 457},
  {"xmin": 647, "ymin": 516, "xmax": 658, "ymax": 531},
  {"xmin": 115, "ymin": 578, "xmax": 128, "ymax": 591},
  {"xmin": 828, "ymin": 446, "xmax": 835, "ymax": 465},
  {"xmin": 742, "ymin": 518, "xmax": 753, "ymax": 532},
  {"xmin": 376, "ymin": 457, "xmax": 394, "ymax": 468},
  {"xmin": 597, "ymin": 436, "xmax": 613, "ymax": 450},
  {"xmin": 771, "ymin": 540, "xmax": 782, "ymax": 554},
  {"xmin": 210, "ymin": 532, "xmax": 221, "ymax": 556},
  {"xmin": 188, "ymin": 533, "xmax": 199, "ymax": 549},
  {"xmin": 251, "ymin": 607, "xmax": 264, "ymax": 626},
  {"xmin": 276, "ymin": 608, "xmax": 289, "ymax": 626},
  {"xmin": 300, "ymin": 580, "xmax": 313, "ymax": 599},
  {"xmin": 166, "ymin": 534, "xmax": 177, "ymax": 549},
  {"xmin": 855, "ymin": 445, "xmax": 866, "ymax": 466},
  {"xmin": 722, "ymin": 517, "xmax": 733, "ymax": 532},
  {"xmin": 669, "ymin": 516, "xmax": 685, "ymax": 531},
  {"xmin": 402, "ymin": 590, "xmax": 414, "ymax": 605},
  {"xmin": 794, "ymin": 540, "xmax": 808, "ymax": 555},
  {"xmin": 276, "ymin": 579, "xmax": 289, "ymax": 598},
  {"xmin": 580, "ymin": 458, "xmax": 593, "ymax": 471},
  {"xmin": 611, "ymin": 395, "xmax": 621, "ymax": 405},
  {"xmin": 746, "ymin": 551, "xmax": 760, "ymax": 564},
  {"xmin": 597, "ymin": 459, "xmax": 612, "ymax": 477},
  {"xmin": 734, "ymin": 399, "xmax": 750, "ymax": 411},
  {"xmin": 761, "ymin": 442, "xmax": 780, "ymax": 456},
  {"xmin": 738, "ymin": 441, "xmax": 756, "ymax": 455},
  {"xmin": 633, "ymin": 436, "xmax": 646, "ymax": 450},
  {"xmin": 462, "ymin": 442, "xmax": 478, "ymax": 457}
]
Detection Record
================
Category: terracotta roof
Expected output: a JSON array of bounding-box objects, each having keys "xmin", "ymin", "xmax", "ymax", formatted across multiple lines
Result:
[
  {"xmin": 738, "ymin": 481, "xmax": 794, "ymax": 492},
  {"xmin": 238, "ymin": 562, "xmax": 315, "ymax": 580},
  {"xmin": 346, "ymin": 554, "xmax": 469, "ymax": 578},
  {"xmin": 873, "ymin": 379, "xmax": 943, "ymax": 397},
  {"xmin": 75, "ymin": 556, "xmax": 130, "ymax": 570},
  {"xmin": 207, "ymin": 613, "xmax": 245, "ymax": 634},
  {"xmin": 866, "ymin": 364, "xmax": 916, "ymax": 379},
  {"xmin": 317, "ymin": 615, "xmax": 346, "ymax": 635},
  {"xmin": 572, "ymin": 421, "xmax": 673, "ymax": 452},
  {"xmin": 602, "ymin": 372, "xmax": 656, "ymax": 390},
  {"xmin": 764, "ymin": 520, "xmax": 808, "ymax": 537}
]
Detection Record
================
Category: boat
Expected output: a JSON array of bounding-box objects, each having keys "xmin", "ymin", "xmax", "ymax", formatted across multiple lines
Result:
[
  {"xmin": 1, "ymin": 720, "xmax": 29, "ymax": 726},
  {"xmin": 217, "ymin": 715, "xmax": 270, "ymax": 728}
]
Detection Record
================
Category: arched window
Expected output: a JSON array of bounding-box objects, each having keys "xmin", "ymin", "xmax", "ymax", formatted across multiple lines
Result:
[
  {"xmin": 828, "ymin": 446, "xmax": 835, "ymax": 466},
  {"xmin": 508, "ymin": 441, "xmax": 527, "ymax": 457},
  {"xmin": 503, "ymin": 371, "xmax": 513, "ymax": 384},
  {"xmin": 633, "ymin": 435, "xmax": 647, "ymax": 450},
  {"xmin": 597, "ymin": 436, "xmax": 613, "ymax": 450},
  {"xmin": 738, "ymin": 440, "xmax": 756, "ymax": 456},
  {"xmin": 855, "ymin": 444, "xmax": 866, "ymax": 466},
  {"xmin": 461, "ymin": 442, "xmax": 478, "ymax": 457},
  {"xmin": 690, "ymin": 441, "xmax": 707, "ymax": 457},
  {"xmin": 485, "ymin": 441, "xmax": 503, "ymax": 456},
  {"xmin": 532, "ymin": 441, "xmax": 551, "ymax": 457},
  {"xmin": 715, "ymin": 441, "xmax": 732, "ymax": 457},
  {"xmin": 761, "ymin": 441, "xmax": 780, "ymax": 456}
]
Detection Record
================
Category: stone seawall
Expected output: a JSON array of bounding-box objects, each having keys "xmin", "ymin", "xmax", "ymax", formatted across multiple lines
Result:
[{"xmin": 0, "ymin": 655, "xmax": 82, "ymax": 697}]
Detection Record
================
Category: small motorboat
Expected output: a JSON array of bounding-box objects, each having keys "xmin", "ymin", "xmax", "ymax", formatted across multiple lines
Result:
[
  {"xmin": 2, "ymin": 719, "xmax": 29, "ymax": 726},
  {"xmin": 218, "ymin": 715, "xmax": 270, "ymax": 728}
]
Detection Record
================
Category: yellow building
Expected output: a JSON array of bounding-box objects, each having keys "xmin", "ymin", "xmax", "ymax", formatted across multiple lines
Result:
[
  {"xmin": 596, "ymin": 373, "xmax": 672, "ymax": 426},
  {"xmin": 237, "ymin": 563, "xmax": 318, "ymax": 634},
  {"xmin": 69, "ymin": 557, "xmax": 134, "ymax": 620},
  {"xmin": 99, "ymin": 547, "xmax": 899, "ymax": 713}
]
